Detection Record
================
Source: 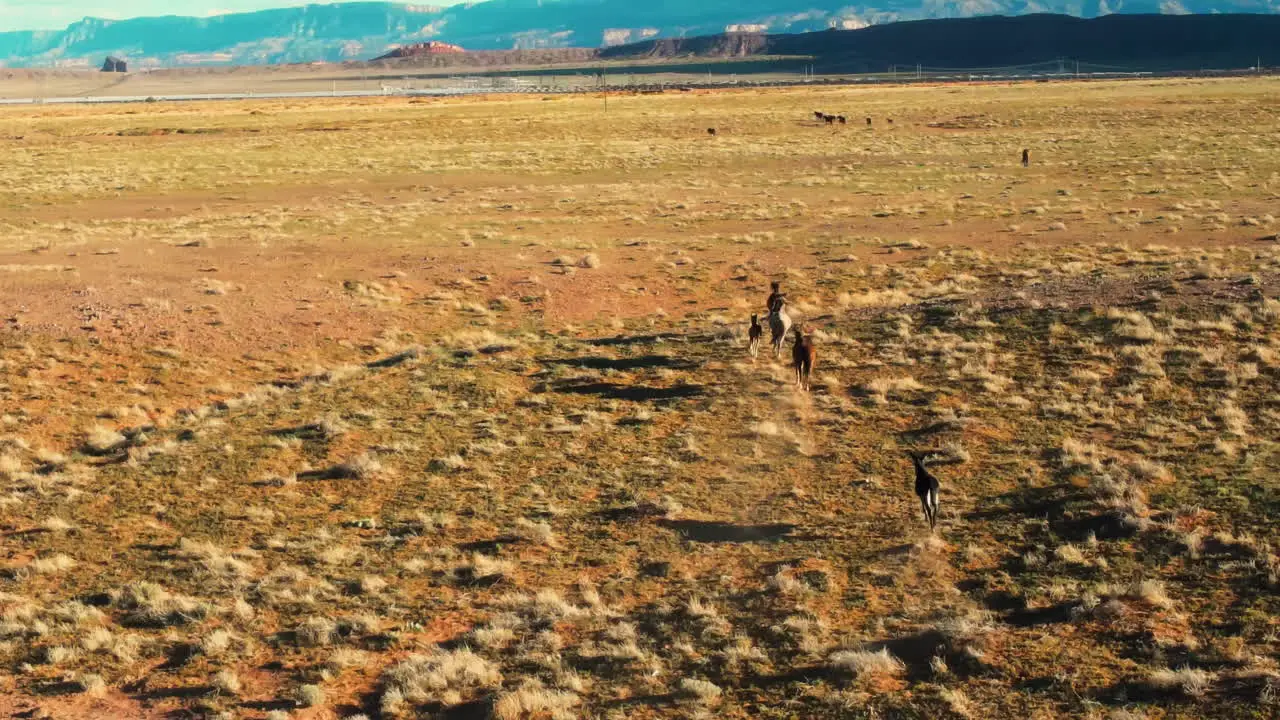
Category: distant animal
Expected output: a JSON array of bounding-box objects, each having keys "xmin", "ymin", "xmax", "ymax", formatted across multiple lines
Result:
[
  {"xmin": 1022, "ymin": 148, "xmax": 1030, "ymax": 167},
  {"xmin": 909, "ymin": 451, "xmax": 941, "ymax": 530},
  {"xmin": 887, "ymin": 118, "xmax": 894, "ymax": 125},
  {"xmin": 813, "ymin": 110, "xmax": 825, "ymax": 120},
  {"xmin": 707, "ymin": 127, "xmax": 716, "ymax": 136},
  {"xmin": 823, "ymin": 114, "xmax": 836, "ymax": 125},
  {"xmin": 837, "ymin": 115, "xmax": 846, "ymax": 124},
  {"xmin": 768, "ymin": 300, "xmax": 793, "ymax": 359},
  {"xmin": 791, "ymin": 327, "xmax": 816, "ymax": 391},
  {"xmin": 866, "ymin": 117, "xmax": 872, "ymax": 126},
  {"xmin": 748, "ymin": 314, "xmax": 763, "ymax": 359}
]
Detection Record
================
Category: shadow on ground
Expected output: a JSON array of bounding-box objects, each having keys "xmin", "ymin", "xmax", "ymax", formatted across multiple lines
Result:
[
  {"xmin": 539, "ymin": 355, "xmax": 699, "ymax": 371},
  {"xmin": 553, "ymin": 381, "xmax": 705, "ymax": 401},
  {"xmin": 658, "ymin": 519, "xmax": 797, "ymax": 543}
]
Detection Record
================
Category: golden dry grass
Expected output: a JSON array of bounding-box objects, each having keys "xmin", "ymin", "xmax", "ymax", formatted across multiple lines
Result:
[{"xmin": 0, "ymin": 77, "xmax": 1278, "ymax": 719}]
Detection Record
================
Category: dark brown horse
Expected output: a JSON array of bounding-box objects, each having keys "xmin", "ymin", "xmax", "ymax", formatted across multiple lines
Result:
[{"xmin": 791, "ymin": 327, "xmax": 816, "ymax": 391}]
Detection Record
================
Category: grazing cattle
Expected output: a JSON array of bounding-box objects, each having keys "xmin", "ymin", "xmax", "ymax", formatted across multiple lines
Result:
[
  {"xmin": 1022, "ymin": 148, "xmax": 1030, "ymax": 167},
  {"xmin": 823, "ymin": 115, "xmax": 836, "ymax": 125},
  {"xmin": 814, "ymin": 110, "xmax": 825, "ymax": 120},
  {"xmin": 768, "ymin": 300, "xmax": 793, "ymax": 359},
  {"xmin": 791, "ymin": 327, "xmax": 816, "ymax": 391},
  {"xmin": 887, "ymin": 118, "xmax": 893, "ymax": 125},
  {"xmin": 748, "ymin": 314, "xmax": 763, "ymax": 359},
  {"xmin": 909, "ymin": 451, "xmax": 941, "ymax": 530},
  {"xmin": 837, "ymin": 115, "xmax": 847, "ymax": 124},
  {"xmin": 707, "ymin": 128, "xmax": 716, "ymax": 136}
]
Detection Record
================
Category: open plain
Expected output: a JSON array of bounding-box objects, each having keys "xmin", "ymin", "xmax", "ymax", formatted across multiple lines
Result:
[{"xmin": 0, "ymin": 77, "xmax": 1279, "ymax": 719}]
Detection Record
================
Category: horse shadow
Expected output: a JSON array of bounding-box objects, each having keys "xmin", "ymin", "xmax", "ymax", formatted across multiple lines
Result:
[
  {"xmin": 552, "ymin": 381, "xmax": 705, "ymax": 402},
  {"xmin": 539, "ymin": 355, "xmax": 698, "ymax": 371},
  {"xmin": 657, "ymin": 519, "xmax": 797, "ymax": 543}
]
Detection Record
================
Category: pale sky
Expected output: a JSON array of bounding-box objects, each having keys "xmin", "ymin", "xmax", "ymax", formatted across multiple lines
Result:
[{"xmin": 0, "ymin": 1, "xmax": 445, "ymax": 32}]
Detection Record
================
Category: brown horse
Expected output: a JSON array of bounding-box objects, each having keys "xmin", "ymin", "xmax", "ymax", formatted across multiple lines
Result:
[
  {"xmin": 747, "ymin": 314, "xmax": 763, "ymax": 359},
  {"xmin": 791, "ymin": 326, "xmax": 816, "ymax": 391}
]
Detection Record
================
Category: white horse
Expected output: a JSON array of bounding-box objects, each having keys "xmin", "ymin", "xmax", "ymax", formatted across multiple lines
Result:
[{"xmin": 768, "ymin": 301, "xmax": 792, "ymax": 359}]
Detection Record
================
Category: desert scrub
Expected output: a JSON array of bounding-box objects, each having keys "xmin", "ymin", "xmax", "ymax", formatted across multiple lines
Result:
[{"xmin": 380, "ymin": 647, "xmax": 502, "ymax": 714}]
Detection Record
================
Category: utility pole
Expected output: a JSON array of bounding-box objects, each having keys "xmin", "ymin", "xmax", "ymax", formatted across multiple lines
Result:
[{"xmin": 916, "ymin": 63, "xmax": 921, "ymax": 79}]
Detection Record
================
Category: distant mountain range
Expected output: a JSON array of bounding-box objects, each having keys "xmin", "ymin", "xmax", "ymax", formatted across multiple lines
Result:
[
  {"xmin": 604, "ymin": 14, "xmax": 1280, "ymax": 72},
  {"xmin": 1, "ymin": 0, "xmax": 1278, "ymax": 68}
]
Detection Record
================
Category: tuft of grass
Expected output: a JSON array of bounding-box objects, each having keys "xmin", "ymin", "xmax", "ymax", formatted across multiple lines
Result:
[
  {"xmin": 829, "ymin": 648, "xmax": 907, "ymax": 679},
  {"xmin": 864, "ymin": 376, "xmax": 925, "ymax": 403},
  {"xmin": 514, "ymin": 518, "xmax": 557, "ymax": 546},
  {"xmin": 40, "ymin": 516, "xmax": 74, "ymax": 533},
  {"xmin": 1130, "ymin": 579, "xmax": 1176, "ymax": 610},
  {"xmin": 83, "ymin": 425, "xmax": 126, "ymax": 454},
  {"xmin": 940, "ymin": 686, "xmax": 974, "ymax": 717},
  {"xmin": 113, "ymin": 582, "xmax": 212, "ymax": 627},
  {"xmin": 1148, "ymin": 666, "xmax": 1215, "ymax": 698},
  {"xmin": 177, "ymin": 538, "xmax": 253, "ymax": 578},
  {"xmin": 325, "ymin": 647, "xmax": 368, "ymax": 674},
  {"xmin": 493, "ymin": 681, "xmax": 581, "ymax": 719},
  {"xmin": 212, "ymin": 669, "xmax": 242, "ymax": 696},
  {"xmin": 1054, "ymin": 544, "xmax": 1087, "ymax": 565},
  {"xmin": 29, "ymin": 554, "xmax": 77, "ymax": 574},
  {"xmin": 201, "ymin": 629, "xmax": 235, "ymax": 657},
  {"xmin": 294, "ymin": 616, "xmax": 337, "ymax": 647},
  {"xmin": 74, "ymin": 673, "xmax": 107, "ymax": 697},
  {"xmin": 294, "ymin": 683, "xmax": 324, "ymax": 707},
  {"xmin": 452, "ymin": 553, "xmax": 513, "ymax": 585},
  {"xmin": 676, "ymin": 678, "xmax": 723, "ymax": 705},
  {"xmin": 381, "ymin": 647, "xmax": 502, "ymax": 712},
  {"xmin": 312, "ymin": 453, "xmax": 384, "ymax": 480},
  {"xmin": 428, "ymin": 454, "xmax": 467, "ymax": 473}
]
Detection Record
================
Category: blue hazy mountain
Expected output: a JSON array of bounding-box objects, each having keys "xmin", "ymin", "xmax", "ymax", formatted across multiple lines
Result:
[
  {"xmin": 0, "ymin": 0, "xmax": 1277, "ymax": 67},
  {"xmin": 603, "ymin": 14, "xmax": 1279, "ymax": 72}
]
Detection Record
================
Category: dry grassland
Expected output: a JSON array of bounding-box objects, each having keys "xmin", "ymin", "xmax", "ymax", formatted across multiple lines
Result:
[{"xmin": 0, "ymin": 77, "xmax": 1278, "ymax": 719}]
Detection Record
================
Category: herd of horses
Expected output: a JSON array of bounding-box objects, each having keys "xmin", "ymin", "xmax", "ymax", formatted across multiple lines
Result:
[
  {"xmin": 746, "ymin": 282, "xmax": 813, "ymax": 390},
  {"xmin": 695, "ymin": 109, "xmax": 1041, "ymax": 529},
  {"xmin": 704, "ymin": 113, "xmax": 1031, "ymax": 179},
  {"xmin": 743, "ymin": 281, "xmax": 943, "ymax": 530},
  {"xmin": 814, "ymin": 110, "xmax": 891, "ymax": 127},
  {"xmin": 706, "ymin": 111, "xmax": 899, "ymax": 137}
]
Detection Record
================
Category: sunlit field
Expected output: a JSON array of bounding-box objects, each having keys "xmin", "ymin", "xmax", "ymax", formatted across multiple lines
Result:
[{"xmin": 0, "ymin": 77, "xmax": 1278, "ymax": 719}]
